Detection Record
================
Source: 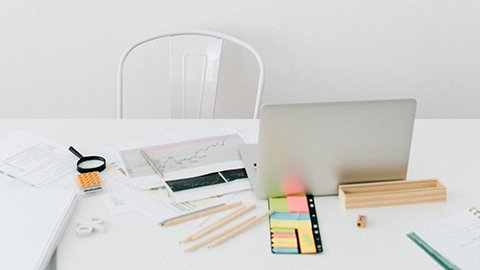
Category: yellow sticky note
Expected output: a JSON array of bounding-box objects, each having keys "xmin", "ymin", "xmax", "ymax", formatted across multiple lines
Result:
[
  {"xmin": 272, "ymin": 237, "xmax": 297, "ymax": 244},
  {"xmin": 270, "ymin": 219, "xmax": 311, "ymax": 228},
  {"xmin": 272, "ymin": 242, "xmax": 298, "ymax": 248},
  {"xmin": 297, "ymin": 227, "xmax": 317, "ymax": 254}
]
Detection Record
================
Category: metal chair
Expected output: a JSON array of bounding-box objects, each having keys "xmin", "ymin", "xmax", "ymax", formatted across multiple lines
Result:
[{"xmin": 117, "ymin": 30, "xmax": 265, "ymax": 119}]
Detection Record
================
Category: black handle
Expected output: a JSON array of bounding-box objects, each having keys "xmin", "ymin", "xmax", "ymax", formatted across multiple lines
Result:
[{"xmin": 68, "ymin": 146, "xmax": 84, "ymax": 159}]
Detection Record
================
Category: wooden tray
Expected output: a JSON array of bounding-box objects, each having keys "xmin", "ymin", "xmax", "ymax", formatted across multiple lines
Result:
[{"xmin": 338, "ymin": 179, "xmax": 446, "ymax": 209}]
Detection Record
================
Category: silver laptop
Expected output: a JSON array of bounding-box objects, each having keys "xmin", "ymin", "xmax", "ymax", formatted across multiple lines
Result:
[{"xmin": 240, "ymin": 99, "xmax": 417, "ymax": 199}]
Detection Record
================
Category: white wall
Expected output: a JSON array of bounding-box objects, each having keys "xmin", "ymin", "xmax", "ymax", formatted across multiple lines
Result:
[{"xmin": 1, "ymin": 0, "xmax": 480, "ymax": 118}]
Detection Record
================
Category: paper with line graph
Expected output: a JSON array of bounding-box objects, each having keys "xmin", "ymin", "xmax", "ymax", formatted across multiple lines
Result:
[{"xmin": 118, "ymin": 131, "xmax": 249, "ymax": 189}]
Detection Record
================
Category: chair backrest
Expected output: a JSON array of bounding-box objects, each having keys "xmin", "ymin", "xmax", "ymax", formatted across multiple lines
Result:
[{"xmin": 117, "ymin": 30, "xmax": 264, "ymax": 119}]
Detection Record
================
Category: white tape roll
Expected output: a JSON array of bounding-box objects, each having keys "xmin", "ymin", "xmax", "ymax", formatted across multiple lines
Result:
[
  {"xmin": 90, "ymin": 218, "xmax": 105, "ymax": 233},
  {"xmin": 76, "ymin": 225, "xmax": 94, "ymax": 237},
  {"xmin": 76, "ymin": 220, "xmax": 87, "ymax": 226},
  {"xmin": 92, "ymin": 224, "xmax": 105, "ymax": 233},
  {"xmin": 90, "ymin": 218, "xmax": 104, "ymax": 225}
]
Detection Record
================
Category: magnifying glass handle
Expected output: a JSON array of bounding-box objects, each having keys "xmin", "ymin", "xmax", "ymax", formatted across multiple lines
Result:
[{"xmin": 69, "ymin": 146, "xmax": 84, "ymax": 159}]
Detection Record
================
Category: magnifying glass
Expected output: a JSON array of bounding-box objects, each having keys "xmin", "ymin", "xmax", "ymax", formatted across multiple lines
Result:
[{"xmin": 68, "ymin": 146, "xmax": 107, "ymax": 173}]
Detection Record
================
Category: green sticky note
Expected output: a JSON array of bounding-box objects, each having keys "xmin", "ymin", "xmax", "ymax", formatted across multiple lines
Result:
[{"xmin": 269, "ymin": 197, "xmax": 288, "ymax": 212}]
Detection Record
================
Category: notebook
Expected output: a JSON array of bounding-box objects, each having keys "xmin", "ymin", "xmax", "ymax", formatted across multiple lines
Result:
[
  {"xmin": 268, "ymin": 194, "xmax": 323, "ymax": 254},
  {"xmin": 408, "ymin": 207, "xmax": 480, "ymax": 270},
  {"xmin": 0, "ymin": 189, "xmax": 77, "ymax": 270}
]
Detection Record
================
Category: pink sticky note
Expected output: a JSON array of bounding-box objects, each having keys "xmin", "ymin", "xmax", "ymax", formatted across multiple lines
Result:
[
  {"xmin": 287, "ymin": 196, "xmax": 309, "ymax": 213},
  {"xmin": 281, "ymin": 174, "xmax": 306, "ymax": 195}
]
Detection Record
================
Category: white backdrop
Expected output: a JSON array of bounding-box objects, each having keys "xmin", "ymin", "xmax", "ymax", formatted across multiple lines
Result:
[{"xmin": 1, "ymin": 0, "xmax": 480, "ymax": 118}]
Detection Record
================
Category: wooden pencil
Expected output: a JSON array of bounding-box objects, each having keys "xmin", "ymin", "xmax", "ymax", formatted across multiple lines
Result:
[
  {"xmin": 181, "ymin": 204, "xmax": 256, "ymax": 243},
  {"xmin": 181, "ymin": 206, "xmax": 246, "ymax": 243},
  {"xmin": 162, "ymin": 201, "xmax": 243, "ymax": 227},
  {"xmin": 208, "ymin": 210, "xmax": 274, "ymax": 248},
  {"xmin": 184, "ymin": 216, "xmax": 256, "ymax": 253}
]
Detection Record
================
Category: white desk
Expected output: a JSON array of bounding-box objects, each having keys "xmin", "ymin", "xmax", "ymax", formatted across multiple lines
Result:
[{"xmin": 1, "ymin": 119, "xmax": 479, "ymax": 270}]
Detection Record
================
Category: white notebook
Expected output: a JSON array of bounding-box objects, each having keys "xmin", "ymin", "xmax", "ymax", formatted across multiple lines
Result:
[
  {"xmin": 0, "ymin": 189, "xmax": 77, "ymax": 270},
  {"xmin": 408, "ymin": 207, "xmax": 480, "ymax": 270}
]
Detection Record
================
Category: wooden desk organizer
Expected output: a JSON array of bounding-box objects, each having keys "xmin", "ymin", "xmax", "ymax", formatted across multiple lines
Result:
[{"xmin": 338, "ymin": 179, "xmax": 446, "ymax": 209}]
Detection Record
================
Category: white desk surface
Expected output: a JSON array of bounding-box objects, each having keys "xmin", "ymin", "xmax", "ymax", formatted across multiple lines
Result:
[{"xmin": 1, "ymin": 119, "xmax": 479, "ymax": 270}]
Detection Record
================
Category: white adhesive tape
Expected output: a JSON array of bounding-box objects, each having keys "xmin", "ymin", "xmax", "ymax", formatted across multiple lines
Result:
[
  {"xmin": 76, "ymin": 218, "xmax": 105, "ymax": 236},
  {"xmin": 76, "ymin": 225, "xmax": 93, "ymax": 237},
  {"xmin": 76, "ymin": 220, "xmax": 87, "ymax": 226},
  {"xmin": 90, "ymin": 218, "xmax": 104, "ymax": 225},
  {"xmin": 90, "ymin": 218, "xmax": 105, "ymax": 233},
  {"xmin": 92, "ymin": 224, "xmax": 105, "ymax": 233}
]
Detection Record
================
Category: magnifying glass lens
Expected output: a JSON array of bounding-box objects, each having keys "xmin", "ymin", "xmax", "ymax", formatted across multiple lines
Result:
[{"xmin": 78, "ymin": 159, "xmax": 105, "ymax": 170}]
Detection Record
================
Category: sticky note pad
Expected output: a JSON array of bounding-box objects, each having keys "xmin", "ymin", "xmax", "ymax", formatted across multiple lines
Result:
[
  {"xmin": 287, "ymin": 196, "xmax": 309, "ymax": 213},
  {"xmin": 269, "ymin": 194, "xmax": 323, "ymax": 254},
  {"xmin": 268, "ymin": 197, "xmax": 288, "ymax": 212}
]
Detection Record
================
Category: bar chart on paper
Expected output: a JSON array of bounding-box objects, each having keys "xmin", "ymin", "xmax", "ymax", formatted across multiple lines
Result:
[{"xmin": 119, "ymin": 133, "xmax": 245, "ymax": 179}]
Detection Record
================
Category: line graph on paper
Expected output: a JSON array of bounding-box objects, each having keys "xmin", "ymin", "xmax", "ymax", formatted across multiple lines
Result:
[{"xmin": 119, "ymin": 133, "xmax": 245, "ymax": 178}]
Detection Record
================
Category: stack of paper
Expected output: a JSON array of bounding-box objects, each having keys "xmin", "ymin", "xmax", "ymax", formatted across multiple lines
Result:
[
  {"xmin": 102, "ymin": 129, "xmax": 251, "ymax": 224},
  {"xmin": 0, "ymin": 189, "xmax": 77, "ymax": 270},
  {"xmin": 408, "ymin": 208, "xmax": 480, "ymax": 270},
  {"xmin": 117, "ymin": 130, "xmax": 250, "ymax": 195},
  {"xmin": 0, "ymin": 131, "xmax": 76, "ymax": 189}
]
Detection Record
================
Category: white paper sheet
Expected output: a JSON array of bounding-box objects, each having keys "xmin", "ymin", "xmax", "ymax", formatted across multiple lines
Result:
[
  {"xmin": 0, "ymin": 189, "xmax": 77, "ymax": 270},
  {"xmin": 117, "ymin": 129, "xmax": 247, "ymax": 189},
  {"xmin": 98, "ymin": 128, "xmax": 247, "ymax": 224},
  {"xmin": 413, "ymin": 208, "xmax": 480, "ymax": 269},
  {"xmin": 167, "ymin": 180, "xmax": 248, "ymax": 203},
  {"xmin": 101, "ymin": 168, "xmax": 234, "ymax": 225},
  {"xmin": 0, "ymin": 132, "xmax": 76, "ymax": 188}
]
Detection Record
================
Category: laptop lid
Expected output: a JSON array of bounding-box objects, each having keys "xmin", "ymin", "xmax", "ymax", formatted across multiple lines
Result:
[{"xmin": 255, "ymin": 99, "xmax": 417, "ymax": 198}]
